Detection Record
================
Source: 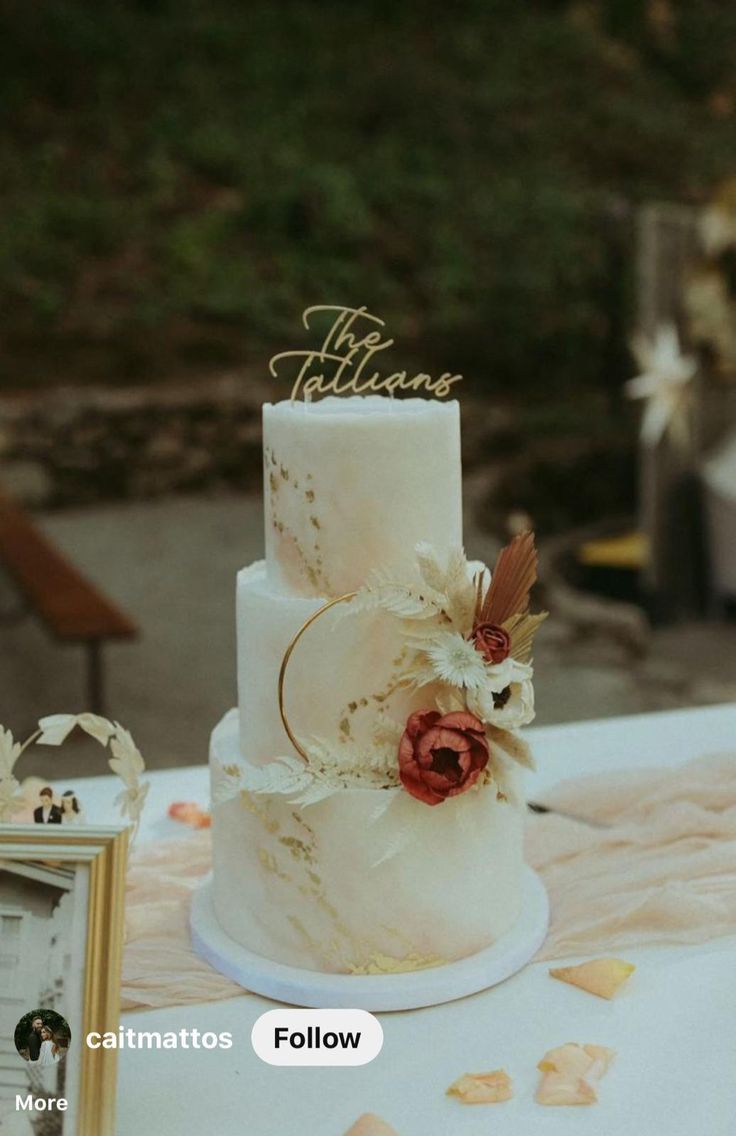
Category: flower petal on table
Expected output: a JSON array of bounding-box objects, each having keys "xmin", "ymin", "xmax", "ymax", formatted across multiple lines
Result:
[
  {"xmin": 536, "ymin": 1042, "xmax": 615, "ymax": 1105},
  {"xmin": 446, "ymin": 1068, "xmax": 513, "ymax": 1103},
  {"xmin": 550, "ymin": 957, "xmax": 635, "ymax": 999},
  {"xmin": 583, "ymin": 1044, "xmax": 616, "ymax": 1079},
  {"xmin": 537, "ymin": 1043, "xmax": 596, "ymax": 1079},
  {"xmin": 536, "ymin": 1072, "xmax": 598, "ymax": 1106},
  {"xmin": 343, "ymin": 1114, "xmax": 400, "ymax": 1136},
  {"xmin": 168, "ymin": 801, "xmax": 211, "ymax": 829}
]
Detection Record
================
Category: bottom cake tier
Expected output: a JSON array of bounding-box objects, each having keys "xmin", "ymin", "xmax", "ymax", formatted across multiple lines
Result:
[{"xmin": 209, "ymin": 711, "xmax": 526, "ymax": 974}]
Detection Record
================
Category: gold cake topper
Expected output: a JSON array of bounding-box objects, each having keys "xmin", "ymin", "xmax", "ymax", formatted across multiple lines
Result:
[{"xmin": 269, "ymin": 305, "xmax": 463, "ymax": 402}]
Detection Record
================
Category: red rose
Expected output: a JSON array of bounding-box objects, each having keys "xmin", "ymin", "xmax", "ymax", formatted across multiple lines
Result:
[
  {"xmin": 398, "ymin": 710, "xmax": 490, "ymax": 806},
  {"xmin": 471, "ymin": 622, "xmax": 511, "ymax": 664}
]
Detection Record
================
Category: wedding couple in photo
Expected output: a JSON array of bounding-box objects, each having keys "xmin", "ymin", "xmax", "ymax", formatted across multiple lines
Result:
[
  {"xmin": 24, "ymin": 1017, "xmax": 63, "ymax": 1066},
  {"xmin": 33, "ymin": 787, "xmax": 84, "ymax": 825}
]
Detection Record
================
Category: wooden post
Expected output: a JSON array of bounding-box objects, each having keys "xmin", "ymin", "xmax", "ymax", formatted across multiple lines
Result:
[
  {"xmin": 86, "ymin": 640, "xmax": 105, "ymax": 715},
  {"xmin": 635, "ymin": 203, "xmax": 704, "ymax": 620}
]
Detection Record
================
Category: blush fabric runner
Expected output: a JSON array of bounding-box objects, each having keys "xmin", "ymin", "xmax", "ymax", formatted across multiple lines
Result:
[{"xmin": 121, "ymin": 751, "xmax": 736, "ymax": 1010}]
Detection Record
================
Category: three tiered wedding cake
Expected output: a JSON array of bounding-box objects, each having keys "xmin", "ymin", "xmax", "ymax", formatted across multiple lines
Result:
[{"xmin": 207, "ymin": 392, "xmax": 545, "ymax": 978}]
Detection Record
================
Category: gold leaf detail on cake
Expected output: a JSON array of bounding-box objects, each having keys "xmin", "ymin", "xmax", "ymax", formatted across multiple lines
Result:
[
  {"xmin": 480, "ymin": 531, "xmax": 538, "ymax": 625},
  {"xmin": 257, "ymin": 847, "xmax": 290, "ymax": 881},
  {"xmin": 347, "ymin": 951, "xmax": 446, "ymax": 975},
  {"xmin": 279, "ymin": 835, "xmax": 316, "ymax": 864},
  {"xmin": 210, "ymin": 758, "xmax": 243, "ymax": 807}
]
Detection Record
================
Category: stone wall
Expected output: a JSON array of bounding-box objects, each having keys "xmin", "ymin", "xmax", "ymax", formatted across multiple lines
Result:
[
  {"xmin": 0, "ymin": 375, "xmax": 270, "ymax": 508},
  {"xmin": 0, "ymin": 379, "xmax": 513, "ymax": 510}
]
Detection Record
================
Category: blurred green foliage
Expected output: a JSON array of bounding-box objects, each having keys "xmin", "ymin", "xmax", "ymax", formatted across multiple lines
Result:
[{"xmin": 1, "ymin": 0, "xmax": 736, "ymax": 391}]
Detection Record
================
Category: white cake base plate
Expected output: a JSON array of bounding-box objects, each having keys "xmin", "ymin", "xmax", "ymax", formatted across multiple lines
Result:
[{"xmin": 190, "ymin": 866, "xmax": 548, "ymax": 1011}]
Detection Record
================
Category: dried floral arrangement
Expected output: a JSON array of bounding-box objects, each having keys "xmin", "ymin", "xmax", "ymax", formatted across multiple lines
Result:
[
  {"xmin": 0, "ymin": 713, "xmax": 149, "ymax": 837},
  {"xmin": 214, "ymin": 531, "xmax": 546, "ymax": 810}
]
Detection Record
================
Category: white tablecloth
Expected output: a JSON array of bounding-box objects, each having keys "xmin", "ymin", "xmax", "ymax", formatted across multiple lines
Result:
[{"xmin": 69, "ymin": 704, "xmax": 736, "ymax": 1136}]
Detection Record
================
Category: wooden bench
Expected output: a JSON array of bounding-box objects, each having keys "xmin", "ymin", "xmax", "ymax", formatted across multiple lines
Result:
[{"xmin": 0, "ymin": 488, "xmax": 138, "ymax": 713}]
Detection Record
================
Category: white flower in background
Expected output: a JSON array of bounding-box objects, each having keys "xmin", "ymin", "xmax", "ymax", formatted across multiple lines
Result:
[
  {"xmin": 421, "ymin": 630, "xmax": 489, "ymax": 689},
  {"xmin": 467, "ymin": 657, "xmax": 535, "ymax": 729},
  {"xmin": 699, "ymin": 203, "xmax": 736, "ymax": 256},
  {"xmin": 626, "ymin": 324, "xmax": 697, "ymax": 447}
]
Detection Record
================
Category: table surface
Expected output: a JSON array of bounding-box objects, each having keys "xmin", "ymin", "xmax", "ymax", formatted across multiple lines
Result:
[{"xmin": 70, "ymin": 703, "xmax": 736, "ymax": 1136}]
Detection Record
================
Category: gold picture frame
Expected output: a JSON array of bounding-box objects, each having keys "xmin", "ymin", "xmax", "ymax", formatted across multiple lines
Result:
[{"xmin": 0, "ymin": 824, "xmax": 128, "ymax": 1136}]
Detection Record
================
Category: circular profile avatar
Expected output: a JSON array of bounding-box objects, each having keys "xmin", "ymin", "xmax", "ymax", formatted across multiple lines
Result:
[{"xmin": 14, "ymin": 1010, "xmax": 71, "ymax": 1066}]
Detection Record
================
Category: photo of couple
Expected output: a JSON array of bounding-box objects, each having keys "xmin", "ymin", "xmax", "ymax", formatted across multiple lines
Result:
[
  {"xmin": 14, "ymin": 1011, "xmax": 70, "ymax": 1066},
  {"xmin": 23, "ymin": 1017, "xmax": 63, "ymax": 1065},
  {"xmin": 33, "ymin": 788, "xmax": 84, "ymax": 826}
]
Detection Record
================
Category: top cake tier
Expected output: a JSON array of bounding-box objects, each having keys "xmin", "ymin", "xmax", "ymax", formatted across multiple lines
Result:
[{"xmin": 263, "ymin": 396, "xmax": 462, "ymax": 596}]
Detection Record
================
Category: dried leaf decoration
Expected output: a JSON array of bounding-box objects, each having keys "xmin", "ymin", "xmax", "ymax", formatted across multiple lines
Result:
[
  {"xmin": 536, "ymin": 1042, "xmax": 615, "ymax": 1106},
  {"xmin": 348, "ymin": 567, "xmax": 444, "ymax": 621},
  {"xmin": 0, "ymin": 713, "xmax": 149, "ymax": 840},
  {"xmin": 486, "ymin": 723, "xmax": 536, "ymax": 770},
  {"xmin": 550, "ymin": 957, "xmax": 635, "ymax": 1000},
  {"xmin": 343, "ymin": 1115, "xmax": 400, "ymax": 1136},
  {"xmin": 446, "ymin": 1068, "xmax": 513, "ymax": 1103},
  {"xmin": 0, "ymin": 727, "xmax": 22, "ymax": 819},
  {"xmin": 503, "ymin": 611, "xmax": 548, "ymax": 663},
  {"xmin": 480, "ymin": 531, "xmax": 538, "ymax": 626}
]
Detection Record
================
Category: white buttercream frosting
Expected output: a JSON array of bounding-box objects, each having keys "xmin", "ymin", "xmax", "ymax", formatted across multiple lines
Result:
[
  {"xmin": 263, "ymin": 396, "xmax": 462, "ymax": 596},
  {"xmin": 210, "ymin": 710, "xmax": 524, "ymax": 973}
]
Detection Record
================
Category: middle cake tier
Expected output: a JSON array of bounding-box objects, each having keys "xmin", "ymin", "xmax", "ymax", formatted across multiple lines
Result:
[{"xmin": 237, "ymin": 560, "xmax": 446, "ymax": 767}]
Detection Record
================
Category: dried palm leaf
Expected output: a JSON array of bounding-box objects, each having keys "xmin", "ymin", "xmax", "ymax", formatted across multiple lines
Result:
[
  {"xmin": 473, "ymin": 569, "xmax": 487, "ymax": 626},
  {"xmin": 479, "ymin": 531, "xmax": 538, "ymax": 625},
  {"xmin": 503, "ymin": 611, "xmax": 548, "ymax": 662}
]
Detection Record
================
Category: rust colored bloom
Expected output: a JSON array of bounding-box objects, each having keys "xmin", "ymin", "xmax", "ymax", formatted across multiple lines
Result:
[
  {"xmin": 398, "ymin": 710, "xmax": 490, "ymax": 806},
  {"xmin": 471, "ymin": 622, "xmax": 511, "ymax": 664}
]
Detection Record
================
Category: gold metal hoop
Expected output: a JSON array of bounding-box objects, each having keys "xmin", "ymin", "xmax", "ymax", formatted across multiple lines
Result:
[{"xmin": 278, "ymin": 592, "xmax": 357, "ymax": 763}]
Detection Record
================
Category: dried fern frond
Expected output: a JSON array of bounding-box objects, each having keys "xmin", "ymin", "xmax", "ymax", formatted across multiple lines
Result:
[
  {"xmin": 480, "ymin": 532, "xmax": 538, "ymax": 625},
  {"xmin": 503, "ymin": 611, "xmax": 549, "ymax": 663},
  {"xmin": 415, "ymin": 542, "xmax": 451, "ymax": 594},
  {"xmin": 349, "ymin": 568, "xmax": 444, "ymax": 621},
  {"xmin": 443, "ymin": 550, "xmax": 477, "ymax": 631}
]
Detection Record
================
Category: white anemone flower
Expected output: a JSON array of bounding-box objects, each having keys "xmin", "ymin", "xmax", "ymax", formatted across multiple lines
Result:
[
  {"xmin": 466, "ymin": 657, "xmax": 535, "ymax": 728},
  {"xmin": 468, "ymin": 675, "xmax": 536, "ymax": 730}
]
